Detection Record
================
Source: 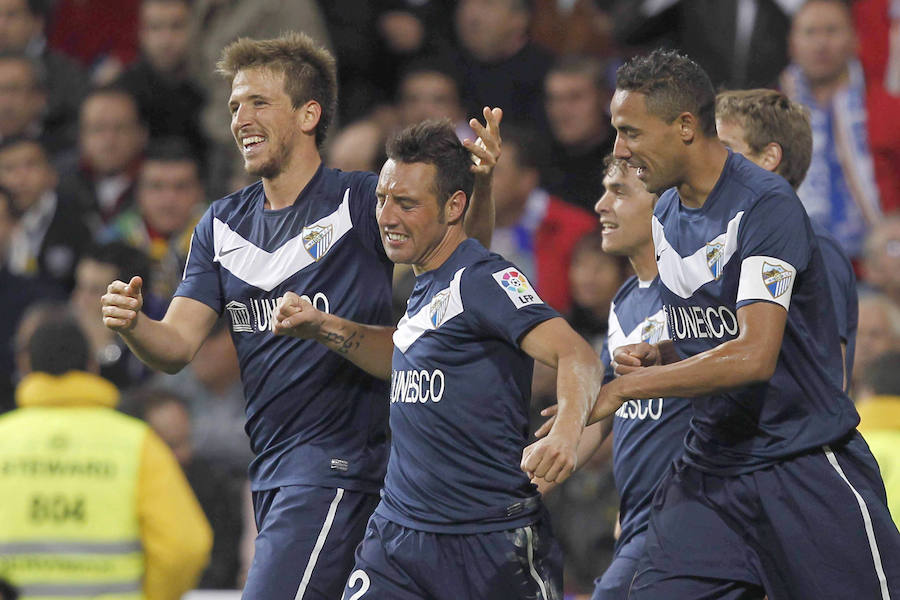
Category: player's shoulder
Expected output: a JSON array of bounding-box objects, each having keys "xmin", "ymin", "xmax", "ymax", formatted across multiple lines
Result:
[
  {"xmin": 612, "ymin": 275, "xmax": 641, "ymax": 307},
  {"xmin": 207, "ymin": 180, "xmax": 264, "ymax": 220},
  {"xmin": 727, "ymin": 152, "xmax": 799, "ymax": 209},
  {"xmin": 320, "ymin": 167, "xmax": 378, "ymax": 200}
]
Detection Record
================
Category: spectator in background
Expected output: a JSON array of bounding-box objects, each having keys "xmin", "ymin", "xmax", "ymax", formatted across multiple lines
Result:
[
  {"xmin": 326, "ymin": 119, "xmax": 389, "ymax": 174},
  {"xmin": 613, "ymin": 0, "xmax": 796, "ymax": 89},
  {"xmin": 396, "ymin": 60, "xmax": 472, "ymax": 138},
  {"xmin": 99, "ymin": 137, "xmax": 204, "ymax": 299},
  {"xmin": 116, "ymin": 0, "xmax": 208, "ymax": 166},
  {"xmin": 70, "ymin": 242, "xmax": 155, "ymax": 390},
  {"xmin": 125, "ymin": 386, "xmax": 244, "ymax": 590},
  {"xmin": 57, "ymin": 86, "xmax": 147, "ymax": 230},
  {"xmin": 854, "ymin": 293, "xmax": 900, "ymax": 397},
  {"xmin": 0, "ymin": 314, "xmax": 211, "ymax": 598},
  {"xmin": 452, "ymin": 0, "xmax": 554, "ymax": 130},
  {"xmin": 0, "ymin": 0, "xmax": 87, "ymax": 152},
  {"xmin": 0, "ymin": 136, "xmax": 91, "ymax": 291},
  {"xmin": 0, "ymin": 54, "xmax": 47, "ymax": 146},
  {"xmin": 781, "ymin": 0, "xmax": 882, "ymax": 260},
  {"xmin": 864, "ymin": 214, "xmax": 900, "ymax": 308},
  {"xmin": 567, "ymin": 230, "xmax": 631, "ymax": 351},
  {"xmin": 152, "ymin": 315, "xmax": 252, "ymax": 476},
  {"xmin": 542, "ymin": 55, "xmax": 616, "ymax": 211},
  {"xmin": 47, "ymin": 0, "xmax": 139, "ymax": 84},
  {"xmin": 491, "ymin": 125, "xmax": 597, "ymax": 313},
  {"xmin": 855, "ymin": 350, "xmax": 900, "ymax": 529},
  {"xmin": 0, "ymin": 185, "xmax": 61, "ymax": 412},
  {"xmin": 851, "ymin": 0, "xmax": 900, "ymax": 212}
]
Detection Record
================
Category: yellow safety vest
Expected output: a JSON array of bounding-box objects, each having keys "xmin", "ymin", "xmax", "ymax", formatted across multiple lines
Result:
[{"xmin": 0, "ymin": 406, "xmax": 146, "ymax": 599}]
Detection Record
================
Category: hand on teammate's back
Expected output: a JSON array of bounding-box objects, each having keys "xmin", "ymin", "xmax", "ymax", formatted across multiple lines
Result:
[{"xmin": 101, "ymin": 276, "xmax": 144, "ymax": 331}]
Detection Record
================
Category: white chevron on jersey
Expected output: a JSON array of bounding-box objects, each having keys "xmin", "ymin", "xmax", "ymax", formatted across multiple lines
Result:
[
  {"xmin": 212, "ymin": 189, "xmax": 354, "ymax": 291},
  {"xmin": 652, "ymin": 211, "xmax": 744, "ymax": 299},
  {"xmin": 394, "ymin": 267, "xmax": 466, "ymax": 353}
]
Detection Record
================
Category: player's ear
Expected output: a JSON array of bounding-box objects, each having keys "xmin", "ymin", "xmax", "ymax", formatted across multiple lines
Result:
[
  {"xmin": 758, "ymin": 142, "xmax": 783, "ymax": 172},
  {"xmin": 677, "ymin": 112, "xmax": 696, "ymax": 144},
  {"xmin": 444, "ymin": 190, "xmax": 467, "ymax": 224},
  {"xmin": 298, "ymin": 100, "xmax": 322, "ymax": 135}
]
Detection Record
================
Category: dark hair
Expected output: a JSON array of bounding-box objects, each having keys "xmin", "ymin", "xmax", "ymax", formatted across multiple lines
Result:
[
  {"xmin": 499, "ymin": 124, "xmax": 545, "ymax": 170},
  {"xmin": 862, "ymin": 350, "xmax": 900, "ymax": 396},
  {"xmin": 81, "ymin": 242, "xmax": 152, "ymax": 286},
  {"xmin": 28, "ymin": 316, "xmax": 91, "ymax": 375},
  {"xmin": 0, "ymin": 134, "xmax": 49, "ymax": 160},
  {"xmin": 217, "ymin": 32, "xmax": 338, "ymax": 149},
  {"xmin": 547, "ymin": 54, "xmax": 611, "ymax": 93},
  {"xmin": 715, "ymin": 89, "xmax": 812, "ymax": 189},
  {"xmin": 602, "ymin": 152, "xmax": 628, "ymax": 178},
  {"xmin": 385, "ymin": 119, "xmax": 474, "ymax": 215},
  {"xmin": 616, "ymin": 49, "xmax": 717, "ymax": 138},
  {"xmin": 0, "ymin": 577, "xmax": 18, "ymax": 600},
  {"xmin": 81, "ymin": 85, "xmax": 145, "ymax": 126},
  {"xmin": 397, "ymin": 58, "xmax": 464, "ymax": 100}
]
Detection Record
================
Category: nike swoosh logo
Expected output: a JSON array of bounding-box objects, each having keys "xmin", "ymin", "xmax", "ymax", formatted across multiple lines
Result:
[{"xmin": 219, "ymin": 245, "xmax": 246, "ymax": 257}]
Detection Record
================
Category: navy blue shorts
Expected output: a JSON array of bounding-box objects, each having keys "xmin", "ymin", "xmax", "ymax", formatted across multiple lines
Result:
[
  {"xmin": 242, "ymin": 485, "xmax": 379, "ymax": 600},
  {"xmin": 629, "ymin": 432, "xmax": 900, "ymax": 599},
  {"xmin": 342, "ymin": 512, "xmax": 563, "ymax": 600},
  {"xmin": 591, "ymin": 533, "xmax": 644, "ymax": 600}
]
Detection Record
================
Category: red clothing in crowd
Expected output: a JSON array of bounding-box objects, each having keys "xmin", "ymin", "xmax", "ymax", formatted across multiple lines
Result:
[{"xmin": 48, "ymin": 0, "xmax": 139, "ymax": 69}]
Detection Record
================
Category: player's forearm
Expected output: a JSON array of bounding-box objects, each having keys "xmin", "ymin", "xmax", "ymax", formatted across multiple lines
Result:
[
  {"xmin": 550, "ymin": 346, "xmax": 603, "ymax": 439},
  {"xmin": 315, "ymin": 313, "xmax": 395, "ymax": 380},
  {"xmin": 119, "ymin": 317, "xmax": 196, "ymax": 374},
  {"xmin": 464, "ymin": 173, "xmax": 495, "ymax": 248},
  {"xmin": 612, "ymin": 337, "xmax": 775, "ymax": 405}
]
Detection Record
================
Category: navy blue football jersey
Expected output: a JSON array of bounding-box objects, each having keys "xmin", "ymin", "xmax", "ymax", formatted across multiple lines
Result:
[
  {"xmin": 813, "ymin": 222, "xmax": 858, "ymax": 392},
  {"xmin": 375, "ymin": 239, "xmax": 559, "ymax": 533},
  {"xmin": 174, "ymin": 166, "xmax": 393, "ymax": 492},
  {"xmin": 600, "ymin": 276, "xmax": 692, "ymax": 550},
  {"xmin": 652, "ymin": 152, "xmax": 859, "ymax": 475}
]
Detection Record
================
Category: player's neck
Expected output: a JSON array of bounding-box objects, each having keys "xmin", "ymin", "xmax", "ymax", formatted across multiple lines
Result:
[
  {"xmin": 412, "ymin": 227, "xmax": 468, "ymax": 276},
  {"xmin": 629, "ymin": 242, "xmax": 658, "ymax": 283},
  {"xmin": 262, "ymin": 147, "xmax": 322, "ymax": 210},
  {"xmin": 677, "ymin": 141, "xmax": 729, "ymax": 209}
]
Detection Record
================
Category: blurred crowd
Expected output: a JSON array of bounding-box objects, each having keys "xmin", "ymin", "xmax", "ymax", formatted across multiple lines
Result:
[{"xmin": 0, "ymin": 0, "xmax": 897, "ymax": 595}]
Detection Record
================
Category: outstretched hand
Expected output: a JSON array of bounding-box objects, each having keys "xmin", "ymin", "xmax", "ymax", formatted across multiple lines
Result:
[
  {"xmin": 464, "ymin": 106, "xmax": 502, "ymax": 176},
  {"xmin": 101, "ymin": 276, "xmax": 144, "ymax": 332},
  {"xmin": 272, "ymin": 292, "xmax": 326, "ymax": 339}
]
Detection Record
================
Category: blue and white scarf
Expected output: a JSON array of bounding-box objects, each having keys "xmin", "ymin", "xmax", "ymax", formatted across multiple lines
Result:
[{"xmin": 781, "ymin": 59, "xmax": 882, "ymax": 258}]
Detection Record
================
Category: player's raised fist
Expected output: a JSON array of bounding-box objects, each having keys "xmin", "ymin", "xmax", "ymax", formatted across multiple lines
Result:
[
  {"xmin": 272, "ymin": 292, "xmax": 324, "ymax": 339},
  {"xmin": 101, "ymin": 276, "xmax": 144, "ymax": 332}
]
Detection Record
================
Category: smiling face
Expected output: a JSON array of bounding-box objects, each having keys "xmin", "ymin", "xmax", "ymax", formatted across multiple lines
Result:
[
  {"xmin": 376, "ymin": 159, "xmax": 455, "ymax": 271},
  {"xmin": 229, "ymin": 67, "xmax": 305, "ymax": 180},
  {"xmin": 595, "ymin": 162, "xmax": 656, "ymax": 257},
  {"xmin": 610, "ymin": 89, "xmax": 684, "ymax": 195}
]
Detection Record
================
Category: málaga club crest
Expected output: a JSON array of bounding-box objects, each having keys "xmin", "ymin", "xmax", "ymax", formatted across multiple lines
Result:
[
  {"xmin": 706, "ymin": 242, "xmax": 724, "ymax": 280},
  {"xmin": 762, "ymin": 261, "xmax": 792, "ymax": 298},
  {"xmin": 303, "ymin": 224, "xmax": 334, "ymax": 261}
]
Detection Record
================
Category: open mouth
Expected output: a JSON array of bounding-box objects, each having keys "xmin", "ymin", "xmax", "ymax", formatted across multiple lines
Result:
[
  {"xmin": 600, "ymin": 222, "xmax": 618, "ymax": 233},
  {"xmin": 241, "ymin": 135, "xmax": 266, "ymax": 153},
  {"xmin": 384, "ymin": 231, "xmax": 409, "ymax": 244}
]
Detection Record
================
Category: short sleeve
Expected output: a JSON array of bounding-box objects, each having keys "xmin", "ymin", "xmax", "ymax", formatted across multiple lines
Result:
[
  {"xmin": 346, "ymin": 171, "xmax": 386, "ymax": 260},
  {"xmin": 735, "ymin": 193, "xmax": 811, "ymax": 311},
  {"xmin": 599, "ymin": 337, "xmax": 615, "ymax": 385},
  {"xmin": 461, "ymin": 261, "xmax": 560, "ymax": 348},
  {"xmin": 817, "ymin": 233, "xmax": 858, "ymax": 343},
  {"xmin": 173, "ymin": 206, "xmax": 223, "ymax": 313}
]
